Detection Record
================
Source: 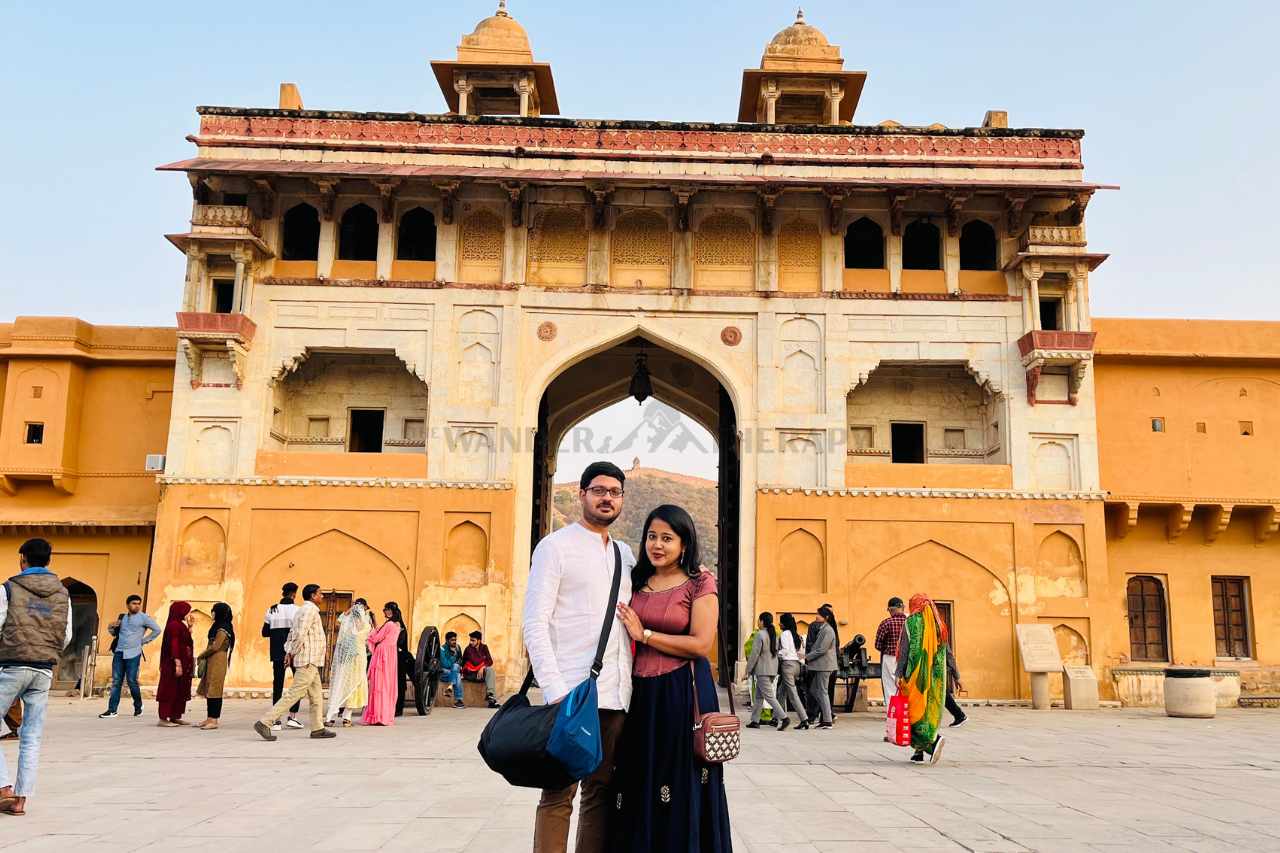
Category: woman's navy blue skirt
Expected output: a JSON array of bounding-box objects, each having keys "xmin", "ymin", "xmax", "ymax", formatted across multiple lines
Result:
[{"xmin": 610, "ymin": 657, "xmax": 733, "ymax": 852}]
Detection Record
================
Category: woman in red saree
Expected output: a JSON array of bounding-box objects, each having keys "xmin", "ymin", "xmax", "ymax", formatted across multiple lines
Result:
[
  {"xmin": 362, "ymin": 602, "xmax": 402, "ymax": 726},
  {"xmin": 156, "ymin": 601, "xmax": 194, "ymax": 726}
]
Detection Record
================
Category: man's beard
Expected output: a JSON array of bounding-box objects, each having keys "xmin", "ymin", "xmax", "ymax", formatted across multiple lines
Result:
[{"xmin": 582, "ymin": 504, "xmax": 619, "ymax": 527}]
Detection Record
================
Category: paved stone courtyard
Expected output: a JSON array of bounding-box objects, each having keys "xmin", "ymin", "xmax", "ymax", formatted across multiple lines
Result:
[{"xmin": 2, "ymin": 696, "xmax": 1278, "ymax": 851}]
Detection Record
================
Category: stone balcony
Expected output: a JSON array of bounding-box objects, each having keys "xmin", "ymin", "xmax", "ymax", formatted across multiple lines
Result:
[
  {"xmin": 177, "ymin": 311, "xmax": 257, "ymax": 345},
  {"xmin": 191, "ymin": 203, "xmax": 262, "ymax": 237},
  {"xmin": 1020, "ymin": 225, "xmax": 1086, "ymax": 252},
  {"xmin": 1017, "ymin": 330, "xmax": 1096, "ymax": 406},
  {"xmin": 166, "ymin": 205, "xmax": 272, "ymax": 257},
  {"xmin": 176, "ymin": 312, "xmax": 257, "ymax": 389}
]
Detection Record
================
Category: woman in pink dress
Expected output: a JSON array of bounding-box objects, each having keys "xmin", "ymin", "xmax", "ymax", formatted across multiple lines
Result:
[{"xmin": 363, "ymin": 602, "xmax": 402, "ymax": 726}]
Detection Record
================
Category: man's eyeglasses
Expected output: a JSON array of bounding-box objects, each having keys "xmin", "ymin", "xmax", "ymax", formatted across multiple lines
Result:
[{"xmin": 584, "ymin": 486, "xmax": 624, "ymax": 498}]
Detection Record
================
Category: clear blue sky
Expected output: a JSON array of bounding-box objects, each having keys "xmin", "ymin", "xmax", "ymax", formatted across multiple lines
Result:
[{"xmin": 2, "ymin": 0, "xmax": 1276, "ymax": 327}]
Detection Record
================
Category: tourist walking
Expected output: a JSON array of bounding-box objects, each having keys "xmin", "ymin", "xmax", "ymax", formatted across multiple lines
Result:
[
  {"xmin": 195, "ymin": 602, "xmax": 234, "ymax": 730},
  {"xmin": 611, "ymin": 504, "xmax": 732, "ymax": 852},
  {"xmin": 156, "ymin": 602, "xmax": 195, "ymax": 727},
  {"xmin": 746, "ymin": 611, "xmax": 788, "ymax": 730},
  {"xmin": 262, "ymin": 582, "xmax": 302, "ymax": 731},
  {"xmin": 895, "ymin": 593, "xmax": 950, "ymax": 764},
  {"xmin": 325, "ymin": 600, "xmax": 371, "ymax": 727},
  {"xmin": 0, "ymin": 538, "xmax": 71, "ymax": 817},
  {"xmin": 440, "ymin": 631, "xmax": 465, "ymax": 708},
  {"xmin": 875, "ymin": 597, "xmax": 906, "ymax": 705},
  {"xmin": 99, "ymin": 594, "xmax": 161, "ymax": 719},
  {"xmin": 523, "ymin": 461, "xmax": 636, "ymax": 853},
  {"xmin": 945, "ymin": 645, "xmax": 967, "ymax": 728},
  {"xmin": 253, "ymin": 585, "xmax": 336, "ymax": 741},
  {"xmin": 363, "ymin": 603, "xmax": 402, "ymax": 726},
  {"xmin": 803, "ymin": 605, "xmax": 837, "ymax": 729},
  {"xmin": 777, "ymin": 612, "xmax": 807, "ymax": 728}
]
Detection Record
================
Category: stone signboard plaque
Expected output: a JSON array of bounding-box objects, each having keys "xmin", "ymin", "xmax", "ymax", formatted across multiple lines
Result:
[
  {"xmin": 1016, "ymin": 623, "xmax": 1064, "ymax": 673},
  {"xmin": 1063, "ymin": 664, "xmax": 1100, "ymax": 710}
]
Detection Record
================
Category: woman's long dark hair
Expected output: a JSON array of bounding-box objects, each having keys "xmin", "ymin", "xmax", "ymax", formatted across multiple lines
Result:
[
  {"xmin": 780, "ymin": 612, "xmax": 801, "ymax": 653},
  {"xmin": 210, "ymin": 601, "xmax": 235, "ymax": 656},
  {"xmin": 384, "ymin": 601, "xmax": 408, "ymax": 652},
  {"xmin": 818, "ymin": 604, "xmax": 838, "ymax": 647},
  {"xmin": 631, "ymin": 504, "xmax": 700, "ymax": 592},
  {"xmin": 759, "ymin": 611, "xmax": 778, "ymax": 656}
]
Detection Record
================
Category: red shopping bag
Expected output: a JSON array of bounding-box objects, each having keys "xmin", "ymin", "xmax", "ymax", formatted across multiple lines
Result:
[{"xmin": 885, "ymin": 694, "xmax": 910, "ymax": 746}]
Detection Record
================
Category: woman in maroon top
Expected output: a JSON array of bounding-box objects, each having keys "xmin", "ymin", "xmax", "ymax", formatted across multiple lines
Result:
[
  {"xmin": 611, "ymin": 505, "xmax": 732, "ymax": 852},
  {"xmin": 155, "ymin": 601, "xmax": 194, "ymax": 726}
]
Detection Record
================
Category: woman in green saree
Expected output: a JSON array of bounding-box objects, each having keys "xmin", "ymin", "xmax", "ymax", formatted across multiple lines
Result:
[{"xmin": 895, "ymin": 593, "xmax": 951, "ymax": 764}]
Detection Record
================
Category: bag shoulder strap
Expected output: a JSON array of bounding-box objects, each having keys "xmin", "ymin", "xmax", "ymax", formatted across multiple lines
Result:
[
  {"xmin": 590, "ymin": 542, "xmax": 623, "ymax": 679},
  {"xmin": 520, "ymin": 540, "xmax": 624, "ymax": 695}
]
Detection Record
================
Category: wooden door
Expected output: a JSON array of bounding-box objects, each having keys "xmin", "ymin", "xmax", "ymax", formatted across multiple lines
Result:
[
  {"xmin": 716, "ymin": 384, "xmax": 739, "ymax": 685},
  {"xmin": 1211, "ymin": 577, "xmax": 1251, "ymax": 658},
  {"xmin": 319, "ymin": 591, "xmax": 353, "ymax": 684},
  {"xmin": 1126, "ymin": 576, "xmax": 1168, "ymax": 661}
]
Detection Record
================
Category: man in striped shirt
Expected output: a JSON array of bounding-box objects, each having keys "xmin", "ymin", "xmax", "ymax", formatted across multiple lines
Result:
[{"xmin": 254, "ymin": 584, "xmax": 336, "ymax": 741}]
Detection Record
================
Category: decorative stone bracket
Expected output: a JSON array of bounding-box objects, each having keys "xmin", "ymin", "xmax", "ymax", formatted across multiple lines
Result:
[
  {"xmin": 177, "ymin": 312, "xmax": 257, "ymax": 389},
  {"xmin": 1017, "ymin": 330, "xmax": 1096, "ymax": 405}
]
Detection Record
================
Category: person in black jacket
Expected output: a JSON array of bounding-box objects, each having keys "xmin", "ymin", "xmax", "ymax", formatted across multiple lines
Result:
[{"xmin": 261, "ymin": 582, "xmax": 301, "ymax": 731}]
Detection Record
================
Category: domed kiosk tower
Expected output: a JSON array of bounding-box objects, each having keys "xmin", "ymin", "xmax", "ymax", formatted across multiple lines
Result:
[
  {"xmin": 431, "ymin": 1, "xmax": 559, "ymax": 117},
  {"xmin": 738, "ymin": 9, "xmax": 866, "ymax": 125}
]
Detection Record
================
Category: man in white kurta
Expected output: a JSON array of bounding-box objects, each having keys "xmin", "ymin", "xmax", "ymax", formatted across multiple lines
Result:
[{"xmin": 524, "ymin": 461, "xmax": 636, "ymax": 853}]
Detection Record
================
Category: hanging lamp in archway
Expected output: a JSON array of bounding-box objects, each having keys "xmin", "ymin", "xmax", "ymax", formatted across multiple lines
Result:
[{"xmin": 629, "ymin": 347, "xmax": 652, "ymax": 404}]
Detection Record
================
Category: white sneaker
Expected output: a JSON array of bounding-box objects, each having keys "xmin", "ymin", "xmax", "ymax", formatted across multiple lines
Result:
[
  {"xmin": 271, "ymin": 722, "xmax": 283, "ymax": 732},
  {"xmin": 285, "ymin": 718, "xmax": 304, "ymax": 730}
]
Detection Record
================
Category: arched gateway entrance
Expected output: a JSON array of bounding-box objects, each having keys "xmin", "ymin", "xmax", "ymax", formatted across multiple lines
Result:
[{"xmin": 528, "ymin": 335, "xmax": 742, "ymax": 682}]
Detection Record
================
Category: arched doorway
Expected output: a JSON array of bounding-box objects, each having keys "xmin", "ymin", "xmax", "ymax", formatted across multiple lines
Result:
[
  {"xmin": 530, "ymin": 335, "xmax": 741, "ymax": 683},
  {"xmin": 58, "ymin": 579, "xmax": 99, "ymax": 688}
]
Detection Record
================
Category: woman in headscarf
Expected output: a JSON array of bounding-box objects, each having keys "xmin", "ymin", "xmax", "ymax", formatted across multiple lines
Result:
[
  {"xmin": 325, "ymin": 600, "xmax": 371, "ymax": 727},
  {"xmin": 363, "ymin": 602, "xmax": 402, "ymax": 726},
  {"xmin": 156, "ymin": 601, "xmax": 194, "ymax": 727},
  {"xmin": 196, "ymin": 602, "xmax": 235, "ymax": 730},
  {"xmin": 895, "ymin": 593, "xmax": 951, "ymax": 764}
]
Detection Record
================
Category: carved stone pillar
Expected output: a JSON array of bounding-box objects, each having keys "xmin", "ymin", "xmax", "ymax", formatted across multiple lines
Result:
[
  {"xmin": 1072, "ymin": 266, "xmax": 1091, "ymax": 331},
  {"xmin": 517, "ymin": 74, "xmax": 533, "ymax": 117},
  {"xmin": 455, "ymin": 75, "xmax": 473, "ymax": 116},
  {"xmin": 1021, "ymin": 263, "xmax": 1043, "ymax": 330},
  {"xmin": 182, "ymin": 252, "xmax": 204, "ymax": 312},
  {"xmin": 824, "ymin": 81, "xmax": 844, "ymax": 125},
  {"xmin": 887, "ymin": 232, "xmax": 903, "ymax": 293},
  {"xmin": 376, "ymin": 219, "xmax": 394, "ymax": 280},
  {"xmin": 232, "ymin": 256, "xmax": 246, "ymax": 312},
  {"xmin": 762, "ymin": 79, "xmax": 779, "ymax": 124}
]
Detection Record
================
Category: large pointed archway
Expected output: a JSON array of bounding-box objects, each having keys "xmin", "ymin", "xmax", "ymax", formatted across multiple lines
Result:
[{"xmin": 530, "ymin": 335, "xmax": 741, "ymax": 683}]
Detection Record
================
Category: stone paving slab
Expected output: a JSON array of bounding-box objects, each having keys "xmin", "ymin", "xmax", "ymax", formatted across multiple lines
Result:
[{"xmin": 1, "ymin": 696, "xmax": 1278, "ymax": 851}]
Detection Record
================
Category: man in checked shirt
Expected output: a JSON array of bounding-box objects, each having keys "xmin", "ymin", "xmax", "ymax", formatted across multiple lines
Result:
[
  {"xmin": 875, "ymin": 597, "xmax": 907, "ymax": 705},
  {"xmin": 254, "ymin": 584, "xmax": 337, "ymax": 741}
]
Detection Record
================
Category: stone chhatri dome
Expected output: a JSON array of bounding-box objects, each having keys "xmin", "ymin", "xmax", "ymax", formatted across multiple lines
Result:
[
  {"xmin": 760, "ymin": 8, "xmax": 844, "ymax": 72},
  {"xmin": 456, "ymin": 0, "xmax": 535, "ymax": 64},
  {"xmin": 769, "ymin": 8, "xmax": 830, "ymax": 48}
]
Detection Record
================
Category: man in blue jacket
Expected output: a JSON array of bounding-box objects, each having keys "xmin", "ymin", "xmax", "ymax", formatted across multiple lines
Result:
[{"xmin": 439, "ymin": 631, "xmax": 465, "ymax": 708}]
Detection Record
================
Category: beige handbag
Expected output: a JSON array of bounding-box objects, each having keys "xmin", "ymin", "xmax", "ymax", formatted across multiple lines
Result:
[{"xmin": 689, "ymin": 659, "xmax": 740, "ymax": 765}]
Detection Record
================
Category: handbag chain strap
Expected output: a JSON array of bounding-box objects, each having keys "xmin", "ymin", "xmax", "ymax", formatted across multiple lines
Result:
[
  {"xmin": 520, "ymin": 540, "xmax": 623, "ymax": 696},
  {"xmin": 689, "ymin": 593, "xmax": 737, "ymax": 723}
]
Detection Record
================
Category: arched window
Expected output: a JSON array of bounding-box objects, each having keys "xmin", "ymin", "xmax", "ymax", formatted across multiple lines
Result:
[
  {"xmin": 902, "ymin": 220, "xmax": 941, "ymax": 270},
  {"xmin": 337, "ymin": 203, "xmax": 378, "ymax": 261},
  {"xmin": 281, "ymin": 203, "xmax": 320, "ymax": 261},
  {"xmin": 844, "ymin": 217, "xmax": 884, "ymax": 269},
  {"xmin": 960, "ymin": 220, "xmax": 998, "ymax": 270},
  {"xmin": 396, "ymin": 207, "xmax": 437, "ymax": 261},
  {"xmin": 1126, "ymin": 575, "xmax": 1168, "ymax": 661}
]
